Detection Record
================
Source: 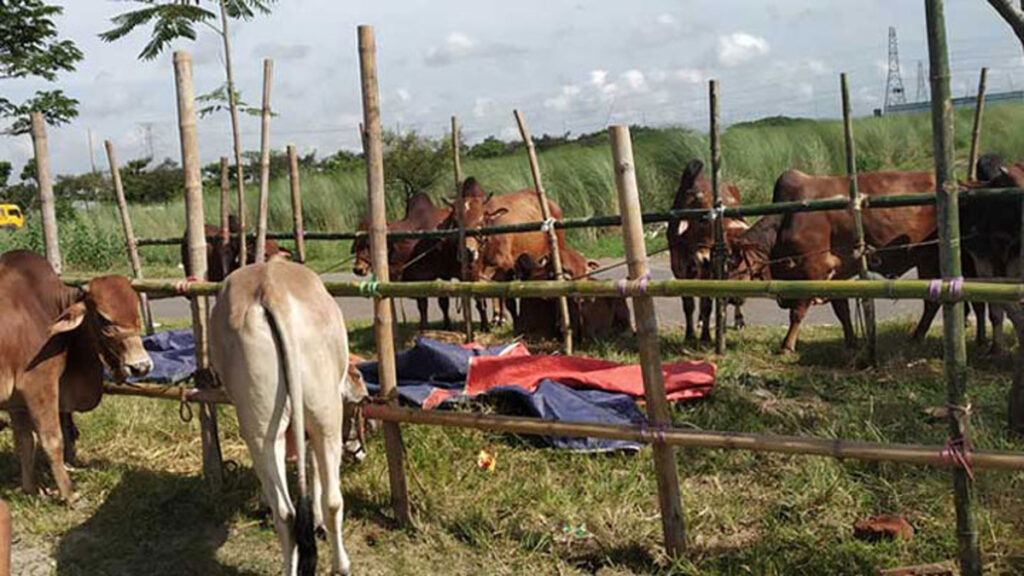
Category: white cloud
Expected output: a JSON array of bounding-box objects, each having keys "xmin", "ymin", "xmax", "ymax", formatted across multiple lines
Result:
[
  {"xmin": 544, "ymin": 84, "xmax": 582, "ymax": 111},
  {"xmin": 620, "ymin": 69, "xmax": 647, "ymax": 93},
  {"xmin": 589, "ymin": 69, "xmax": 609, "ymax": 87},
  {"xmin": 717, "ymin": 32, "xmax": 770, "ymax": 67},
  {"xmin": 424, "ymin": 32, "xmax": 525, "ymax": 67},
  {"xmin": 655, "ymin": 13, "xmax": 677, "ymax": 27},
  {"xmin": 396, "ymin": 88, "xmax": 411, "ymax": 102},
  {"xmin": 253, "ymin": 42, "xmax": 311, "ymax": 61},
  {"xmin": 797, "ymin": 82, "xmax": 814, "ymax": 101}
]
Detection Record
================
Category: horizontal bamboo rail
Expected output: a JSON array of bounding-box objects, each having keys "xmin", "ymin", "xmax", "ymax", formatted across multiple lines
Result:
[
  {"xmin": 132, "ymin": 186, "xmax": 1024, "ymax": 247},
  {"xmin": 95, "ymin": 384, "xmax": 1024, "ymax": 471},
  {"xmin": 362, "ymin": 404, "xmax": 1024, "ymax": 471},
  {"xmin": 66, "ymin": 277, "xmax": 1024, "ymax": 303}
]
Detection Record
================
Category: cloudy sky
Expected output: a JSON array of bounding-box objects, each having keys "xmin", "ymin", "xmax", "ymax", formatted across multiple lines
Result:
[{"xmin": 2, "ymin": 0, "xmax": 1022, "ymax": 176}]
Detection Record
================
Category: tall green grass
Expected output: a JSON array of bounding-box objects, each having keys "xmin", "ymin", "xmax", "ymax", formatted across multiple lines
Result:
[{"xmin": 5, "ymin": 103, "xmax": 1024, "ymax": 272}]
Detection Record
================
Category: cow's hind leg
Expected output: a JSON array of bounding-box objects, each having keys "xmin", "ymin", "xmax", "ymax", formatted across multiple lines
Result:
[
  {"xmin": 830, "ymin": 299, "xmax": 857, "ymax": 349},
  {"xmin": 251, "ymin": 435, "xmax": 298, "ymax": 575},
  {"xmin": 416, "ymin": 298, "xmax": 429, "ymax": 330},
  {"xmin": 11, "ymin": 412, "xmax": 37, "ymax": 495},
  {"xmin": 699, "ymin": 297, "xmax": 712, "ymax": 343},
  {"xmin": 990, "ymin": 304, "xmax": 1006, "ymax": 355},
  {"xmin": 312, "ymin": 427, "xmax": 350, "ymax": 575},
  {"xmin": 682, "ymin": 297, "xmax": 696, "ymax": 341},
  {"xmin": 732, "ymin": 299, "xmax": 746, "ymax": 330},
  {"xmin": 911, "ymin": 301, "xmax": 941, "ymax": 341},
  {"xmin": 781, "ymin": 300, "xmax": 811, "ymax": 352},
  {"xmin": 61, "ymin": 413, "xmax": 80, "ymax": 468},
  {"xmin": 439, "ymin": 297, "xmax": 452, "ymax": 331},
  {"xmin": 972, "ymin": 302, "xmax": 988, "ymax": 345}
]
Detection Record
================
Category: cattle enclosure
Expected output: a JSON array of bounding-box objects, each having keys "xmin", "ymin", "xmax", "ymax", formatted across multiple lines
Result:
[{"xmin": 12, "ymin": 1, "xmax": 1024, "ymax": 575}]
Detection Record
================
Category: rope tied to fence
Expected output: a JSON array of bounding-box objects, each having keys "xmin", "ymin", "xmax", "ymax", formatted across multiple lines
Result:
[
  {"xmin": 178, "ymin": 386, "xmax": 193, "ymax": 423},
  {"xmin": 617, "ymin": 272, "xmax": 652, "ymax": 296},
  {"xmin": 941, "ymin": 436, "xmax": 975, "ymax": 481},
  {"xmin": 706, "ymin": 205, "xmax": 725, "ymax": 222},
  {"xmin": 540, "ymin": 217, "xmax": 558, "ymax": 233},
  {"xmin": 638, "ymin": 422, "xmax": 669, "ymax": 444},
  {"xmin": 359, "ymin": 274, "xmax": 380, "ymax": 297},
  {"xmin": 174, "ymin": 276, "xmax": 198, "ymax": 295},
  {"xmin": 927, "ymin": 277, "xmax": 965, "ymax": 302}
]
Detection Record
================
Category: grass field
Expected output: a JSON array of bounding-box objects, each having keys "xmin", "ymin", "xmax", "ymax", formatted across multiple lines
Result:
[
  {"xmin": 4, "ymin": 103, "xmax": 1024, "ymax": 275},
  {"xmin": 4, "ymin": 316, "xmax": 1023, "ymax": 575}
]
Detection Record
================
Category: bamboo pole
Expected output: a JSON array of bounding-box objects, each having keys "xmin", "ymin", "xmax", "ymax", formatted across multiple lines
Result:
[
  {"xmin": 841, "ymin": 73, "xmax": 878, "ymax": 365},
  {"xmin": 116, "ymin": 276, "xmax": 1024, "ymax": 303},
  {"xmin": 91, "ymin": 385, "xmax": 1024, "ymax": 472},
  {"xmin": 174, "ymin": 51, "xmax": 223, "ymax": 490},
  {"xmin": 451, "ymin": 116, "xmax": 474, "ymax": 341},
  {"xmin": 925, "ymin": 2, "xmax": 979, "ymax": 574},
  {"xmin": 219, "ymin": 157, "xmax": 230, "ymax": 244},
  {"xmin": 514, "ymin": 109, "xmax": 573, "ymax": 354},
  {"xmin": 219, "ymin": 0, "xmax": 247, "ymax": 267},
  {"xmin": 609, "ymin": 124, "xmax": 686, "ymax": 556},
  {"xmin": 105, "ymin": 140, "xmax": 154, "ymax": 335},
  {"xmin": 709, "ymin": 80, "xmax": 727, "ymax": 355},
  {"xmin": 967, "ymin": 68, "xmax": 988, "ymax": 181},
  {"xmin": 0, "ymin": 499, "xmax": 9, "ymax": 576},
  {"xmin": 358, "ymin": 25, "xmax": 411, "ymax": 527},
  {"xmin": 132, "ymin": 186, "xmax": 1024, "ymax": 247},
  {"xmin": 254, "ymin": 58, "xmax": 274, "ymax": 264},
  {"xmin": 286, "ymin": 144, "xmax": 306, "ymax": 263},
  {"xmin": 30, "ymin": 112, "xmax": 61, "ymax": 274}
]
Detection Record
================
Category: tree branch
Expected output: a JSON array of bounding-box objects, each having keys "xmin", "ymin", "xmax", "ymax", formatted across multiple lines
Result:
[{"xmin": 988, "ymin": 0, "xmax": 1024, "ymax": 51}]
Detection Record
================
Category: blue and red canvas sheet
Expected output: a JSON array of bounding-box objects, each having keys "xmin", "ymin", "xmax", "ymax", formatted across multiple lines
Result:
[
  {"xmin": 114, "ymin": 331, "xmax": 717, "ymax": 452},
  {"xmin": 357, "ymin": 338, "xmax": 716, "ymax": 452}
]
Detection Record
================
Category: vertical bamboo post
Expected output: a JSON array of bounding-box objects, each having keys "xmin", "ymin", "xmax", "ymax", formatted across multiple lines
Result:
[
  {"xmin": 608, "ymin": 124, "xmax": 686, "ymax": 557},
  {"xmin": 513, "ymin": 109, "xmax": 573, "ymax": 355},
  {"xmin": 254, "ymin": 58, "xmax": 274, "ymax": 264},
  {"xmin": 709, "ymin": 80, "xmax": 727, "ymax": 355},
  {"xmin": 220, "ymin": 0, "xmax": 247, "ymax": 268},
  {"xmin": 30, "ymin": 112, "xmax": 61, "ymax": 274},
  {"xmin": 174, "ymin": 51, "xmax": 223, "ymax": 490},
  {"xmin": 451, "ymin": 116, "xmax": 475, "ymax": 342},
  {"xmin": 925, "ymin": 2, "xmax": 980, "ymax": 575},
  {"xmin": 286, "ymin": 145, "xmax": 306, "ymax": 263},
  {"xmin": 0, "ymin": 499, "xmax": 9, "ymax": 576},
  {"xmin": 105, "ymin": 140, "xmax": 155, "ymax": 335},
  {"xmin": 219, "ymin": 157, "xmax": 230, "ymax": 241},
  {"xmin": 358, "ymin": 25, "xmax": 411, "ymax": 526},
  {"xmin": 967, "ymin": 67, "xmax": 988, "ymax": 181},
  {"xmin": 841, "ymin": 73, "xmax": 878, "ymax": 366}
]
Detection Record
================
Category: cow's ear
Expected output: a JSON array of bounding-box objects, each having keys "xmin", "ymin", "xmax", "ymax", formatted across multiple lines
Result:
[
  {"xmin": 587, "ymin": 260, "xmax": 600, "ymax": 271},
  {"xmin": 485, "ymin": 207, "xmax": 509, "ymax": 221},
  {"xmin": 49, "ymin": 302, "xmax": 88, "ymax": 337},
  {"xmin": 681, "ymin": 159, "xmax": 704, "ymax": 186}
]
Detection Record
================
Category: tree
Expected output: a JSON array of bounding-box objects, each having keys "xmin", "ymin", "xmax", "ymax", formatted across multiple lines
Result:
[
  {"xmin": 0, "ymin": 161, "xmax": 11, "ymax": 188},
  {"xmin": 382, "ymin": 130, "xmax": 446, "ymax": 203},
  {"xmin": 0, "ymin": 0, "xmax": 83, "ymax": 134},
  {"xmin": 988, "ymin": 0, "xmax": 1024, "ymax": 52},
  {"xmin": 101, "ymin": 0, "xmax": 276, "ymax": 260}
]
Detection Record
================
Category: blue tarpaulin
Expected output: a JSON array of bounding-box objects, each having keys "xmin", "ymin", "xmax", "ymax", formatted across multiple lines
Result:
[{"xmin": 105, "ymin": 329, "xmax": 197, "ymax": 384}]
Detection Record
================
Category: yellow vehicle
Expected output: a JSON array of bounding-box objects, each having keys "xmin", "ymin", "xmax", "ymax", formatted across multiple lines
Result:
[{"xmin": 0, "ymin": 204, "xmax": 24, "ymax": 229}]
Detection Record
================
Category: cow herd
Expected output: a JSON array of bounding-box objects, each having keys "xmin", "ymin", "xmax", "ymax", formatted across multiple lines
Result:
[{"xmin": 0, "ymin": 155, "xmax": 1021, "ymax": 575}]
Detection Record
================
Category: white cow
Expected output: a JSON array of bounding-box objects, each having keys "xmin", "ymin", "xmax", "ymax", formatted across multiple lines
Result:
[{"xmin": 210, "ymin": 261, "xmax": 365, "ymax": 576}]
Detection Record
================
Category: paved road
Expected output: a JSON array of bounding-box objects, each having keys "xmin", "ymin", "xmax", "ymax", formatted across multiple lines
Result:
[{"xmin": 148, "ymin": 253, "xmax": 936, "ymax": 331}]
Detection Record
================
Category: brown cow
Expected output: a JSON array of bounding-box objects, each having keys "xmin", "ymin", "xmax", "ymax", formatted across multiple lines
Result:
[
  {"xmin": 0, "ymin": 250, "xmax": 152, "ymax": 500},
  {"xmin": 514, "ymin": 248, "xmax": 631, "ymax": 342},
  {"xmin": 730, "ymin": 170, "xmax": 941, "ymax": 352},
  {"xmin": 352, "ymin": 192, "xmax": 452, "ymax": 328},
  {"xmin": 181, "ymin": 215, "xmax": 291, "ymax": 282},
  {"xmin": 452, "ymin": 178, "xmax": 568, "ymax": 330},
  {"xmin": 668, "ymin": 159, "xmax": 747, "ymax": 342}
]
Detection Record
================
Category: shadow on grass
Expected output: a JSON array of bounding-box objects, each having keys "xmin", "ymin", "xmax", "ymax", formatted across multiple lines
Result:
[{"xmin": 55, "ymin": 466, "xmax": 261, "ymax": 576}]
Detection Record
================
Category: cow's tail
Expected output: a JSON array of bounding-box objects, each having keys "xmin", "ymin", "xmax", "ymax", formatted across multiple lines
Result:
[{"xmin": 263, "ymin": 301, "xmax": 317, "ymax": 576}]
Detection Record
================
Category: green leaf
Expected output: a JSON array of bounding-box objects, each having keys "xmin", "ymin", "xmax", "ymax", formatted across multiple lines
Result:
[
  {"xmin": 0, "ymin": 0, "xmax": 83, "ymax": 81},
  {"xmin": 1, "ymin": 90, "xmax": 79, "ymax": 135},
  {"xmin": 99, "ymin": 2, "xmax": 216, "ymax": 60}
]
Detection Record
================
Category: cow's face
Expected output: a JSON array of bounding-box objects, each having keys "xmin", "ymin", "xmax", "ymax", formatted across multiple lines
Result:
[
  {"xmin": 51, "ymin": 276, "xmax": 153, "ymax": 382},
  {"xmin": 351, "ymin": 218, "xmax": 373, "ymax": 276}
]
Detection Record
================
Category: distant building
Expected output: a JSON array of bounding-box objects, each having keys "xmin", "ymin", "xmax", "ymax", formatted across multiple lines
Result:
[{"xmin": 874, "ymin": 90, "xmax": 1024, "ymax": 116}]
